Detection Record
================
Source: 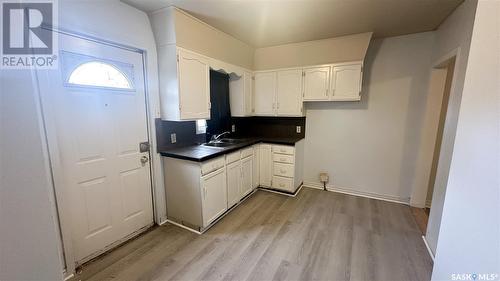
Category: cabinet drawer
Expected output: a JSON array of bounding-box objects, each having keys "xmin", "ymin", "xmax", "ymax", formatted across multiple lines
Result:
[
  {"xmin": 226, "ymin": 151, "xmax": 241, "ymax": 164},
  {"xmin": 201, "ymin": 157, "xmax": 225, "ymax": 175},
  {"xmin": 273, "ymin": 162, "xmax": 294, "ymax": 178},
  {"xmin": 272, "ymin": 145, "xmax": 294, "ymax": 155},
  {"xmin": 241, "ymin": 147, "xmax": 253, "ymax": 158},
  {"xmin": 272, "ymin": 176, "xmax": 294, "ymax": 192},
  {"xmin": 272, "ymin": 153, "xmax": 294, "ymax": 164}
]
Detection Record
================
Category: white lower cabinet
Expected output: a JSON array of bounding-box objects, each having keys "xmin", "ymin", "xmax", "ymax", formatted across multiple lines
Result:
[
  {"xmin": 241, "ymin": 156, "xmax": 253, "ymax": 198},
  {"xmin": 259, "ymin": 144, "xmax": 272, "ymax": 187},
  {"xmin": 163, "ymin": 141, "xmax": 304, "ymax": 232},
  {"xmin": 226, "ymin": 160, "xmax": 241, "ymax": 208},
  {"xmin": 252, "ymin": 144, "xmax": 260, "ymax": 189},
  {"xmin": 201, "ymin": 168, "xmax": 227, "ymax": 227}
]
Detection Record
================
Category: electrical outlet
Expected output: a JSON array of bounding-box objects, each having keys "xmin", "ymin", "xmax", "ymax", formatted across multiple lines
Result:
[
  {"xmin": 231, "ymin": 124, "xmax": 236, "ymax": 132},
  {"xmin": 296, "ymin": 126, "xmax": 301, "ymax": 133},
  {"xmin": 170, "ymin": 133, "xmax": 176, "ymax": 143}
]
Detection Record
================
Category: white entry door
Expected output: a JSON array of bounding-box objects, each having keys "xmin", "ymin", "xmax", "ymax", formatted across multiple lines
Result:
[{"xmin": 43, "ymin": 33, "xmax": 153, "ymax": 263}]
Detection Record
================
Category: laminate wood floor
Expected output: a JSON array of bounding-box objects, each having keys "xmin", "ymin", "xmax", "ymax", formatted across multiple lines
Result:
[{"xmin": 71, "ymin": 188, "xmax": 433, "ymax": 281}]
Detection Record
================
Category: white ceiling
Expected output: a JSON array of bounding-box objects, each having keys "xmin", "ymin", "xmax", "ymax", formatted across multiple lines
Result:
[{"xmin": 122, "ymin": 0, "xmax": 463, "ymax": 48}]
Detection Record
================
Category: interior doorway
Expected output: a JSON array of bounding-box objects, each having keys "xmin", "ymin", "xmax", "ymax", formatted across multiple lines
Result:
[{"xmin": 411, "ymin": 55, "xmax": 457, "ymax": 235}]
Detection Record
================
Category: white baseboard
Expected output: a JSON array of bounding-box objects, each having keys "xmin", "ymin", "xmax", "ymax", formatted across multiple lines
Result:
[
  {"xmin": 258, "ymin": 184, "xmax": 304, "ymax": 198},
  {"xmin": 302, "ymin": 182, "xmax": 410, "ymax": 205},
  {"xmin": 422, "ymin": 235, "xmax": 435, "ymax": 262}
]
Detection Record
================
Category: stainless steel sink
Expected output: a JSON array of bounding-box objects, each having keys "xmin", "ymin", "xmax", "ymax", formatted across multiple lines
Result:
[
  {"xmin": 202, "ymin": 142, "xmax": 235, "ymax": 148},
  {"xmin": 218, "ymin": 138, "xmax": 247, "ymax": 144}
]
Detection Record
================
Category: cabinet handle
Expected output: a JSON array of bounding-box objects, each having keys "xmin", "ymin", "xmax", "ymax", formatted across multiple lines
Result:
[
  {"xmin": 326, "ymin": 89, "xmax": 329, "ymax": 96},
  {"xmin": 280, "ymin": 158, "xmax": 286, "ymax": 162},
  {"xmin": 279, "ymin": 183, "xmax": 285, "ymax": 187},
  {"xmin": 280, "ymin": 169, "xmax": 286, "ymax": 174}
]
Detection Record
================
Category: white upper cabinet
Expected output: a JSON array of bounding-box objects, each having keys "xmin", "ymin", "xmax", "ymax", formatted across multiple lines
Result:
[
  {"xmin": 157, "ymin": 46, "xmax": 210, "ymax": 121},
  {"xmin": 303, "ymin": 66, "xmax": 331, "ymax": 101},
  {"xmin": 331, "ymin": 63, "xmax": 362, "ymax": 101},
  {"xmin": 178, "ymin": 49, "xmax": 211, "ymax": 119},
  {"xmin": 254, "ymin": 72, "xmax": 276, "ymax": 116},
  {"xmin": 229, "ymin": 71, "xmax": 253, "ymax": 117},
  {"xmin": 276, "ymin": 69, "xmax": 303, "ymax": 116}
]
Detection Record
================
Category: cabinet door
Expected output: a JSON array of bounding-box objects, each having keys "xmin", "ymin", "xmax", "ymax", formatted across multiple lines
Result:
[
  {"xmin": 229, "ymin": 71, "xmax": 253, "ymax": 117},
  {"xmin": 241, "ymin": 156, "xmax": 253, "ymax": 198},
  {"xmin": 201, "ymin": 168, "xmax": 227, "ymax": 227},
  {"xmin": 244, "ymin": 71, "xmax": 254, "ymax": 115},
  {"xmin": 178, "ymin": 49, "xmax": 210, "ymax": 120},
  {"xmin": 331, "ymin": 63, "xmax": 362, "ymax": 101},
  {"xmin": 276, "ymin": 69, "xmax": 303, "ymax": 116},
  {"xmin": 252, "ymin": 144, "xmax": 260, "ymax": 189},
  {"xmin": 259, "ymin": 144, "xmax": 272, "ymax": 187},
  {"xmin": 303, "ymin": 66, "xmax": 330, "ymax": 101},
  {"xmin": 253, "ymin": 72, "xmax": 276, "ymax": 116},
  {"xmin": 226, "ymin": 161, "xmax": 241, "ymax": 208}
]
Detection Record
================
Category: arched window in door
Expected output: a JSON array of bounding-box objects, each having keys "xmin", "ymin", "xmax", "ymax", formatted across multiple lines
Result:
[{"xmin": 67, "ymin": 61, "xmax": 133, "ymax": 89}]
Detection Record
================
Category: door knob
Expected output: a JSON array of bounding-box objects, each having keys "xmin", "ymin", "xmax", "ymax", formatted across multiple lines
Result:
[{"xmin": 140, "ymin": 156, "xmax": 149, "ymax": 165}]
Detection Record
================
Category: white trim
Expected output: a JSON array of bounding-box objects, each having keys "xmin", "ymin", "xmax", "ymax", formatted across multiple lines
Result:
[
  {"xmin": 303, "ymin": 182, "xmax": 410, "ymax": 205},
  {"xmin": 167, "ymin": 189, "xmax": 259, "ymax": 234},
  {"xmin": 258, "ymin": 184, "xmax": 304, "ymax": 198},
  {"xmin": 422, "ymin": 235, "xmax": 435, "ymax": 262},
  {"xmin": 409, "ymin": 47, "xmax": 461, "ymax": 208},
  {"xmin": 63, "ymin": 273, "xmax": 74, "ymax": 281},
  {"xmin": 166, "ymin": 220, "xmax": 202, "ymax": 235},
  {"xmin": 76, "ymin": 224, "xmax": 154, "ymax": 266}
]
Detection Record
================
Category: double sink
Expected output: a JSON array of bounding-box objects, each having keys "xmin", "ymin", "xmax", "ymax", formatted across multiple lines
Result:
[{"xmin": 202, "ymin": 138, "xmax": 248, "ymax": 148}]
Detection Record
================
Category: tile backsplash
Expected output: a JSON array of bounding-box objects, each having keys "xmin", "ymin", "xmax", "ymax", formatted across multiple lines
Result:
[
  {"xmin": 231, "ymin": 116, "xmax": 306, "ymax": 139},
  {"xmin": 155, "ymin": 119, "xmax": 205, "ymax": 151},
  {"xmin": 156, "ymin": 116, "xmax": 306, "ymax": 151}
]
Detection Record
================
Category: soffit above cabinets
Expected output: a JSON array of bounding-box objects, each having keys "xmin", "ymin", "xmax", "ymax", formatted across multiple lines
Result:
[{"xmin": 122, "ymin": 0, "xmax": 463, "ymax": 48}]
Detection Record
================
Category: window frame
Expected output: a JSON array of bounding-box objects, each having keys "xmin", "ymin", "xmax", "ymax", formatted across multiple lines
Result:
[{"xmin": 61, "ymin": 51, "xmax": 136, "ymax": 92}]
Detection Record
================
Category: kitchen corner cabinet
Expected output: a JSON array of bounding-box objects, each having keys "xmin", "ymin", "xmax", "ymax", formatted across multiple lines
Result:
[
  {"xmin": 259, "ymin": 144, "xmax": 272, "ymax": 187},
  {"xmin": 252, "ymin": 144, "xmax": 260, "ymax": 189},
  {"xmin": 276, "ymin": 69, "xmax": 303, "ymax": 116},
  {"xmin": 254, "ymin": 69, "xmax": 303, "ymax": 116},
  {"xmin": 241, "ymin": 155, "xmax": 254, "ymax": 198},
  {"xmin": 229, "ymin": 71, "xmax": 253, "ymax": 117},
  {"xmin": 253, "ymin": 72, "xmax": 276, "ymax": 116},
  {"xmin": 158, "ymin": 46, "xmax": 210, "ymax": 120},
  {"xmin": 331, "ymin": 63, "xmax": 362, "ymax": 101}
]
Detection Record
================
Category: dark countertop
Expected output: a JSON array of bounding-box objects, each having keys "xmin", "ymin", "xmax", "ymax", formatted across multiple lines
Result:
[{"xmin": 159, "ymin": 136, "xmax": 304, "ymax": 162}]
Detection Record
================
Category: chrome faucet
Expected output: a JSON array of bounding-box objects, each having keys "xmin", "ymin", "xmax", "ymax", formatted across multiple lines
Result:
[{"xmin": 211, "ymin": 131, "xmax": 230, "ymax": 142}]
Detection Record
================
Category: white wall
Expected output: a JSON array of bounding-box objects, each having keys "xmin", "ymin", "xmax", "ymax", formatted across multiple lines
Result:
[
  {"xmin": 254, "ymin": 32, "xmax": 372, "ymax": 70},
  {"xmin": 1, "ymin": 1, "xmax": 164, "ymax": 279},
  {"xmin": 0, "ymin": 69, "xmax": 65, "ymax": 280},
  {"xmin": 150, "ymin": 7, "xmax": 255, "ymax": 69},
  {"xmin": 431, "ymin": 0, "xmax": 500, "ymax": 279},
  {"xmin": 424, "ymin": 0, "xmax": 478, "ymax": 255},
  {"xmin": 303, "ymin": 32, "xmax": 434, "ymax": 202}
]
